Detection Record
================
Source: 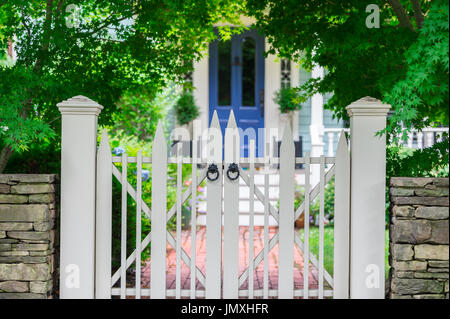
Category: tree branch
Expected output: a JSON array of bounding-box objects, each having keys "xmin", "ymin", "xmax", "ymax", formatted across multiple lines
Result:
[
  {"xmin": 34, "ymin": 0, "xmax": 54, "ymax": 71},
  {"xmin": 0, "ymin": 145, "xmax": 13, "ymax": 173},
  {"xmin": 21, "ymin": 14, "xmax": 32, "ymax": 39},
  {"xmin": 54, "ymin": 0, "xmax": 65, "ymax": 19},
  {"xmin": 388, "ymin": 0, "xmax": 415, "ymax": 32},
  {"xmin": 56, "ymin": 0, "xmax": 64, "ymax": 12},
  {"xmin": 76, "ymin": 15, "xmax": 132, "ymax": 38},
  {"xmin": 410, "ymin": 0, "xmax": 424, "ymax": 30}
]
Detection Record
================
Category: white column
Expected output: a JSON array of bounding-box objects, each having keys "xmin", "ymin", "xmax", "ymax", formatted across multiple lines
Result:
[
  {"xmin": 265, "ymin": 42, "xmax": 281, "ymax": 138},
  {"xmin": 346, "ymin": 97, "xmax": 390, "ymax": 299},
  {"xmin": 193, "ymin": 54, "xmax": 209, "ymax": 133},
  {"xmin": 407, "ymin": 132, "xmax": 413, "ymax": 148},
  {"xmin": 58, "ymin": 95, "xmax": 103, "ymax": 299},
  {"xmin": 417, "ymin": 132, "xmax": 423, "ymax": 149},
  {"xmin": 425, "ymin": 131, "xmax": 434, "ymax": 148},
  {"xmin": 309, "ymin": 65, "xmax": 324, "ymax": 186},
  {"xmin": 291, "ymin": 62, "xmax": 300, "ymax": 141}
]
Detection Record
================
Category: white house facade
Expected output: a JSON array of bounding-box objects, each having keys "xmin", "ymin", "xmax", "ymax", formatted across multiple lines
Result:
[
  {"xmin": 184, "ymin": 18, "xmax": 346, "ymax": 226},
  {"xmin": 185, "ymin": 19, "xmax": 346, "ymax": 163}
]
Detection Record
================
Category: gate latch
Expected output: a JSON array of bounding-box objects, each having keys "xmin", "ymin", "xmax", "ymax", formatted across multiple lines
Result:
[
  {"xmin": 226, "ymin": 163, "xmax": 240, "ymax": 181},
  {"xmin": 206, "ymin": 164, "xmax": 219, "ymax": 182}
]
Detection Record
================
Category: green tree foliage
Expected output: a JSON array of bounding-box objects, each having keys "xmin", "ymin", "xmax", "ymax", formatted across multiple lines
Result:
[
  {"xmin": 247, "ymin": 0, "xmax": 449, "ymax": 139},
  {"xmin": 110, "ymin": 86, "xmax": 179, "ymax": 141},
  {"xmin": 0, "ymin": 0, "xmax": 244, "ymax": 172},
  {"xmin": 384, "ymin": 1, "xmax": 449, "ymax": 139}
]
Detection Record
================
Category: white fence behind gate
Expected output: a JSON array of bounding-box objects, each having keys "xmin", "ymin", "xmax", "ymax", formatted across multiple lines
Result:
[{"xmin": 58, "ymin": 96, "xmax": 390, "ymax": 299}]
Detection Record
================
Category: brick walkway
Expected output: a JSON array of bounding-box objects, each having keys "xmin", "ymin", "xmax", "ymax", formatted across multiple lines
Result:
[{"xmin": 141, "ymin": 226, "xmax": 319, "ymax": 293}]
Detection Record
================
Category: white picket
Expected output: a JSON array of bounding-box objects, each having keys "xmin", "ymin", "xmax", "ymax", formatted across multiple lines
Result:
[
  {"xmin": 135, "ymin": 150, "xmax": 142, "ymax": 299},
  {"xmin": 150, "ymin": 121, "xmax": 167, "ymax": 299},
  {"xmin": 263, "ymin": 151, "xmax": 270, "ymax": 299},
  {"xmin": 333, "ymin": 131, "xmax": 350, "ymax": 299},
  {"xmin": 205, "ymin": 111, "xmax": 223, "ymax": 299},
  {"xmin": 120, "ymin": 152, "xmax": 128, "ymax": 299},
  {"xmin": 95, "ymin": 129, "xmax": 112, "ymax": 299},
  {"xmin": 318, "ymin": 155, "xmax": 325, "ymax": 299},
  {"xmin": 327, "ymin": 132, "xmax": 334, "ymax": 157},
  {"xmin": 278, "ymin": 124, "xmax": 295, "ymax": 299},
  {"xmin": 176, "ymin": 143, "xmax": 182, "ymax": 299},
  {"xmin": 223, "ymin": 111, "xmax": 240, "ymax": 299},
  {"xmin": 248, "ymin": 140, "xmax": 256, "ymax": 299},
  {"xmin": 190, "ymin": 127, "xmax": 198, "ymax": 299},
  {"xmin": 304, "ymin": 152, "xmax": 311, "ymax": 299}
]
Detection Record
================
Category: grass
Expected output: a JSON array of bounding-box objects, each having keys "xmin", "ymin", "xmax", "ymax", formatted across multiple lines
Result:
[
  {"xmin": 298, "ymin": 227, "xmax": 390, "ymax": 278},
  {"xmin": 298, "ymin": 227, "xmax": 335, "ymax": 275}
]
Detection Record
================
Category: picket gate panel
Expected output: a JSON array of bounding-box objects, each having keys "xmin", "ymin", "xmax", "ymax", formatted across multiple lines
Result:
[
  {"xmin": 205, "ymin": 111, "xmax": 223, "ymax": 299},
  {"xmin": 318, "ymin": 155, "xmax": 325, "ymax": 299},
  {"xmin": 263, "ymin": 152, "xmax": 270, "ymax": 299},
  {"xmin": 175, "ymin": 143, "xmax": 183, "ymax": 299},
  {"xmin": 190, "ymin": 127, "xmax": 199, "ymax": 299},
  {"xmin": 333, "ymin": 132, "xmax": 351, "ymax": 299},
  {"xmin": 223, "ymin": 111, "xmax": 240, "ymax": 299},
  {"xmin": 120, "ymin": 153, "xmax": 128, "ymax": 299},
  {"xmin": 150, "ymin": 122, "xmax": 167, "ymax": 299},
  {"xmin": 303, "ymin": 152, "xmax": 311, "ymax": 299},
  {"xmin": 95, "ymin": 130, "xmax": 112, "ymax": 299},
  {"xmin": 248, "ymin": 140, "xmax": 256, "ymax": 299},
  {"xmin": 135, "ymin": 151, "xmax": 142, "ymax": 299},
  {"xmin": 95, "ymin": 112, "xmax": 351, "ymax": 300},
  {"xmin": 278, "ymin": 125, "xmax": 295, "ymax": 299}
]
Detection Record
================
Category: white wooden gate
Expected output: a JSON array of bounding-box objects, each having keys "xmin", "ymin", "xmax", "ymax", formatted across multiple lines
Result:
[
  {"xmin": 58, "ymin": 95, "xmax": 390, "ymax": 299},
  {"xmin": 94, "ymin": 110, "xmax": 351, "ymax": 299}
]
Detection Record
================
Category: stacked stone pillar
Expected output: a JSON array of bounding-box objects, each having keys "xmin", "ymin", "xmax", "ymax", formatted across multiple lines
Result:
[
  {"xmin": 389, "ymin": 177, "xmax": 449, "ymax": 299},
  {"xmin": 0, "ymin": 174, "xmax": 58, "ymax": 298}
]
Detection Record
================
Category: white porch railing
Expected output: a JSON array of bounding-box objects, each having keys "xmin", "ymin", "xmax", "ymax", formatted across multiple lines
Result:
[
  {"xmin": 323, "ymin": 128, "xmax": 350, "ymax": 157},
  {"xmin": 404, "ymin": 128, "xmax": 449, "ymax": 149},
  {"xmin": 323, "ymin": 127, "xmax": 449, "ymax": 157}
]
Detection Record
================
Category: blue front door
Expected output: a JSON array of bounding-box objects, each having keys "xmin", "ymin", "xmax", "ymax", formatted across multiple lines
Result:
[{"xmin": 209, "ymin": 30, "xmax": 265, "ymax": 157}]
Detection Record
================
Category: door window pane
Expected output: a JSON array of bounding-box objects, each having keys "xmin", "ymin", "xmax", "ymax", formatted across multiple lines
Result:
[
  {"xmin": 218, "ymin": 40, "xmax": 231, "ymax": 106},
  {"xmin": 242, "ymin": 37, "xmax": 255, "ymax": 106}
]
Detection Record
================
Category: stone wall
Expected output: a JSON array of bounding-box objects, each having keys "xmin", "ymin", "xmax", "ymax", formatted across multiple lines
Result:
[
  {"xmin": 0, "ymin": 174, "xmax": 59, "ymax": 299},
  {"xmin": 389, "ymin": 177, "xmax": 449, "ymax": 299}
]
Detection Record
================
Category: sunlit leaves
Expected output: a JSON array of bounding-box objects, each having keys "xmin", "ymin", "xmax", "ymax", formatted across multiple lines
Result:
[
  {"xmin": 0, "ymin": 0, "xmax": 245, "ymax": 155},
  {"xmin": 247, "ymin": 0, "xmax": 447, "ymax": 136},
  {"xmin": 385, "ymin": 0, "xmax": 449, "ymax": 140}
]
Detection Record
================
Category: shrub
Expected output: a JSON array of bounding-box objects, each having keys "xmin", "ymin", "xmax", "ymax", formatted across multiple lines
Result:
[
  {"xmin": 2, "ymin": 139, "xmax": 60, "ymax": 174},
  {"xmin": 273, "ymin": 87, "xmax": 303, "ymax": 113},
  {"xmin": 174, "ymin": 91, "xmax": 199, "ymax": 126},
  {"xmin": 386, "ymin": 136, "xmax": 449, "ymax": 179}
]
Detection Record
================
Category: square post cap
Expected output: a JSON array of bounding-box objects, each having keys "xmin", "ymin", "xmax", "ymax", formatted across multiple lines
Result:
[
  {"xmin": 57, "ymin": 95, "xmax": 103, "ymax": 116},
  {"xmin": 346, "ymin": 96, "xmax": 391, "ymax": 117}
]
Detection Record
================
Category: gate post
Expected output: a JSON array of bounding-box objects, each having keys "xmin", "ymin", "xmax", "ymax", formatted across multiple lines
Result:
[
  {"xmin": 57, "ymin": 96, "xmax": 103, "ymax": 299},
  {"xmin": 347, "ymin": 97, "xmax": 390, "ymax": 299}
]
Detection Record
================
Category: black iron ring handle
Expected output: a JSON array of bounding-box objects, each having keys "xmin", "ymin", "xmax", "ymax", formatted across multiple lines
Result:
[
  {"xmin": 206, "ymin": 164, "xmax": 219, "ymax": 182},
  {"xmin": 226, "ymin": 163, "xmax": 240, "ymax": 181}
]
